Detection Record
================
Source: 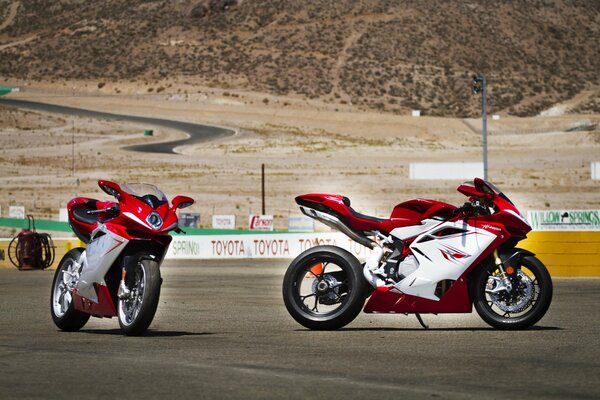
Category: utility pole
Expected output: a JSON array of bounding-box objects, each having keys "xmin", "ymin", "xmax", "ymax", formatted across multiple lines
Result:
[
  {"xmin": 261, "ymin": 163, "xmax": 265, "ymax": 215},
  {"xmin": 71, "ymin": 120, "xmax": 75, "ymax": 176},
  {"xmin": 472, "ymin": 74, "xmax": 488, "ymax": 180}
]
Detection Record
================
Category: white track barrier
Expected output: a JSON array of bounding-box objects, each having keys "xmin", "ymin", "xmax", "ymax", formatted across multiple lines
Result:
[
  {"xmin": 409, "ymin": 162, "xmax": 484, "ymax": 180},
  {"xmin": 166, "ymin": 232, "xmax": 373, "ymax": 260}
]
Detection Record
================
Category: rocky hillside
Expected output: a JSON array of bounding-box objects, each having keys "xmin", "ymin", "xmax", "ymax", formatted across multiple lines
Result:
[{"xmin": 1, "ymin": 0, "xmax": 599, "ymax": 116}]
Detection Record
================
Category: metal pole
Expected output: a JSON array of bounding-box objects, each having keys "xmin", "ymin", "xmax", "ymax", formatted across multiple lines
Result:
[
  {"xmin": 261, "ymin": 163, "xmax": 265, "ymax": 215},
  {"xmin": 481, "ymin": 74, "xmax": 488, "ymax": 181},
  {"xmin": 71, "ymin": 120, "xmax": 75, "ymax": 176}
]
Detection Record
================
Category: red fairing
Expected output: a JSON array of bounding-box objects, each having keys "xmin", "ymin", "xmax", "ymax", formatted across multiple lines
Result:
[
  {"xmin": 364, "ymin": 278, "xmax": 472, "ymax": 314},
  {"xmin": 105, "ymin": 193, "xmax": 176, "ymax": 240},
  {"xmin": 72, "ymin": 285, "xmax": 117, "ymax": 317},
  {"xmin": 390, "ymin": 198, "xmax": 456, "ymax": 225}
]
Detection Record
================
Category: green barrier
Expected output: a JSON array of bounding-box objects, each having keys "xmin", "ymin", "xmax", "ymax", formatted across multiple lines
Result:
[
  {"xmin": 176, "ymin": 227, "xmax": 289, "ymax": 235},
  {"xmin": 0, "ymin": 217, "xmax": 72, "ymax": 232},
  {"xmin": 0, "ymin": 86, "xmax": 16, "ymax": 96},
  {"xmin": 0, "ymin": 217, "xmax": 289, "ymax": 235}
]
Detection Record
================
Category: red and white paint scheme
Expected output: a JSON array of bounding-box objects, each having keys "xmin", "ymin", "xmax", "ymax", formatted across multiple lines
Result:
[
  {"xmin": 283, "ymin": 178, "xmax": 553, "ymax": 330},
  {"xmin": 50, "ymin": 180, "xmax": 194, "ymax": 336}
]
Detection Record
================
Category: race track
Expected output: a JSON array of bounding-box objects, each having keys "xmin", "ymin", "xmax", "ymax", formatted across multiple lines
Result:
[
  {"xmin": 0, "ymin": 98, "xmax": 234, "ymax": 154},
  {"xmin": 0, "ymin": 260, "xmax": 598, "ymax": 399}
]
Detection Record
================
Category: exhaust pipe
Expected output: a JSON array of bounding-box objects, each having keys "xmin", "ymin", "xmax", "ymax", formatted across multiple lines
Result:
[{"xmin": 299, "ymin": 206, "xmax": 375, "ymax": 249}]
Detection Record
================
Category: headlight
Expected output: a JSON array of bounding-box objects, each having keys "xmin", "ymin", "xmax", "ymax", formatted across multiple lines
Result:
[{"xmin": 146, "ymin": 212, "xmax": 163, "ymax": 230}]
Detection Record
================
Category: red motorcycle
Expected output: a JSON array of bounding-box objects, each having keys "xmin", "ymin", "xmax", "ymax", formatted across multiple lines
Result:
[
  {"xmin": 50, "ymin": 180, "xmax": 193, "ymax": 335},
  {"xmin": 283, "ymin": 178, "xmax": 553, "ymax": 330}
]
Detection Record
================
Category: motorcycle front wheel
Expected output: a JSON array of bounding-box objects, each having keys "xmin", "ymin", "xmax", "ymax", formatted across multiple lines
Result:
[
  {"xmin": 473, "ymin": 255, "xmax": 553, "ymax": 330},
  {"xmin": 282, "ymin": 245, "xmax": 367, "ymax": 330},
  {"xmin": 118, "ymin": 257, "xmax": 161, "ymax": 336},
  {"xmin": 50, "ymin": 248, "xmax": 90, "ymax": 331}
]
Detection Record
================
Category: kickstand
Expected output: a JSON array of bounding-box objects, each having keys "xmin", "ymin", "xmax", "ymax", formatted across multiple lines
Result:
[{"xmin": 415, "ymin": 313, "xmax": 429, "ymax": 329}]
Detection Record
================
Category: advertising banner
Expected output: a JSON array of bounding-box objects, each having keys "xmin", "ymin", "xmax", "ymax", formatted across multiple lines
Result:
[
  {"xmin": 288, "ymin": 215, "xmax": 315, "ymax": 232},
  {"xmin": 166, "ymin": 232, "xmax": 373, "ymax": 260},
  {"xmin": 212, "ymin": 215, "xmax": 236, "ymax": 229},
  {"xmin": 179, "ymin": 213, "xmax": 200, "ymax": 228},
  {"xmin": 249, "ymin": 214, "xmax": 273, "ymax": 231},
  {"xmin": 527, "ymin": 210, "xmax": 600, "ymax": 230},
  {"xmin": 8, "ymin": 206, "xmax": 25, "ymax": 219},
  {"xmin": 59, "ymin": 208, "xmax": 69, "ymax": 222},
  {"xmin": 592, "ymin": 162, "xmax": 599, "ymax": 180}
]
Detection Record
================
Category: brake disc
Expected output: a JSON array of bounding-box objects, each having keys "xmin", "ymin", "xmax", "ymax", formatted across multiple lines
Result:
[{"xmin": 488, "ymin": 270, "xmax": 534, "ymax": 313}]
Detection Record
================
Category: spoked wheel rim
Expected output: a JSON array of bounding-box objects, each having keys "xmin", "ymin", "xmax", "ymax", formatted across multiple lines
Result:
[
  {"xmin": 52, "ymin": 259, "xmax": 79, "ymax": 318},
  {"xmin": 483, "ymin": 264, "xmax": 541, "ymax": 319},
  {"xmin": 292, "ymin": 259, "xmax": 351, "ymax": 317},
  {"xmin": 118, "ymin": 263, "xmax": 146, "ymax": 326}
]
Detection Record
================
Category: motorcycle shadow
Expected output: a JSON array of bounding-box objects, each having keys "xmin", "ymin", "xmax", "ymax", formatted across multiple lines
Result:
[
  {"xmin": 79, "ymin": 329, "xmax": 215, "ymax": 337},
  {"xmin": 297, "ymin": 326, "xmax": 562, "ymax": 332}
]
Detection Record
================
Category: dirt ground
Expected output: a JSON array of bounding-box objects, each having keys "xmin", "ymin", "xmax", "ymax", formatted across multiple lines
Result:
[{"xmin": 0, "ymin": 80, "xmax": 598, "ymax": 234}]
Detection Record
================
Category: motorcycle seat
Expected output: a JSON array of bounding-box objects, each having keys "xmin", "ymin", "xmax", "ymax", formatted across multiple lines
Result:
[
  {"xmin": 72, "ymin": 200, "xmax": 99, "ymax": 225},
  {"xmin": 345, "ymin": 206, "xmax": 387, "ymax": 231},
  {"xmin": 297, "ymin": 194, "xmax": 399, "ymax": 233},
  {"xmin": 340, "ymin": 196, "xmax": 431, "ymax": 232}
]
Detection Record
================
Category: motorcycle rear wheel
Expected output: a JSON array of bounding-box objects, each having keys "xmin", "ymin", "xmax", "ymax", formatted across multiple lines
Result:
[
  {"xmin": 473, "ymin": 255, "xmax": 552, "ymax": 330},
  {"xmin": 118, "ymin": 257, "xmax": 161, "ymax": 336},
  {"xmin": 282, "ymin": 245, "xmax": 367, "ymax": 330},
  {"xmin": 50, "ymin": 248, "xmax": 90, "ymax": 331}
]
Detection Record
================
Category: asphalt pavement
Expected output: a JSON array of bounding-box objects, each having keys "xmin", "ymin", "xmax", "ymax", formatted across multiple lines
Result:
[{"xmin": 1, "ymin": 260, "xmax": 598, "ymax": 399}]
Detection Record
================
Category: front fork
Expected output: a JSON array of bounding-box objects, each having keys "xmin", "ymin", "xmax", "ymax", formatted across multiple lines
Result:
[
  {"xmin": 117, "ymin": 255, "xmax": 137, "ymax": 300},
  {"xmin": 486, "ymin": 249, "xmax": 513, "ymax": 294},
  {"xmin": 117, "ymin": 268, "xmax": 131, "ymax": 300}
]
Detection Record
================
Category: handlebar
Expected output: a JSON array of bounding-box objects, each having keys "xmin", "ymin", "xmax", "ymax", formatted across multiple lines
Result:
[
  {"xmin": 452, "ymin": 200, "xmax": 491, "ymax": 217},
  {"xmin": 87, "ymin": 206, "xmax": 120, "ymax": 216}
]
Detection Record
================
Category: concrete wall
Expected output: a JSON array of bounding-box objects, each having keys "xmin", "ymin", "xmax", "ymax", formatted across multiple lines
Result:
[{"xmin": 519, "ymin": 231, "xmax": 600, "ymax": 277}]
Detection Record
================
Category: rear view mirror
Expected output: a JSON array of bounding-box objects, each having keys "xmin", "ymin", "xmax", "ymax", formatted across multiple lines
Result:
[
  {"xmin": 474, "ymin": 178, "xmax": 494, "ymax": 198},
  {"xmin": 98, "ymin": 180, "xmax": 122, "ymax": 198},
  {"xmin": 172, "ymin": 195, "xmax": 194, "ymax": 210}
]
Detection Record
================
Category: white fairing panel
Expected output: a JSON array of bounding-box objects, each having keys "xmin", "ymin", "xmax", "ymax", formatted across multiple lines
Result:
[
  {"xmin": 390, "ymin": 219, "xmax": 443, "ymax": 241},
  {"xmin": 394, "ymin": 221, "xmax": 497, "ymax": 300},
  {"xmin": 76, "ymin": 224, "xmax": 128, "ymax": 302}
]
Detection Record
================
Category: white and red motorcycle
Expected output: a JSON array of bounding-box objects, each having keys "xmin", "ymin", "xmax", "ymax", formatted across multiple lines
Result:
[
  {"xmin": 283, "ymin": 178, "xmax": 553, "ymax": 330},
  {"xmin": 50, "ymin": 180, "xmax": 193, "ymax": 336}
]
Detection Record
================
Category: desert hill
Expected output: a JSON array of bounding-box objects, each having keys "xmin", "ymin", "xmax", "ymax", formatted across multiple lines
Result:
[{"xmin": 1, "ymin": 0, "xmax": 599, "ymax": 117}]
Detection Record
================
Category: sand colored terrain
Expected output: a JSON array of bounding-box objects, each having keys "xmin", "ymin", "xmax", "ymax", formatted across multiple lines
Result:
[{"xmin": 0, "ymin": 81, "xmax": 598, "ymax": 235}]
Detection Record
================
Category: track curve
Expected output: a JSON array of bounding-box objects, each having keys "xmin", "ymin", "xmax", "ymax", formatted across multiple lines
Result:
[{"xmin": 0, "ymin": 98, "xmax": 235, "ymax": 154}]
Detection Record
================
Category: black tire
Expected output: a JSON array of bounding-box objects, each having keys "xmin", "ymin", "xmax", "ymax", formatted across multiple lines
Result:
[
  {"xmin": 473, "ymin": 255, "xmax": 553, "ymax": 330},
  {"xmin": 282, "ymin": 245, "xmax": 367, "ymax": 330},
  {"xmin": 50, "ymin": 248, "xmax": 90, "ymax": 331},
  {"xmin": 118, "ymin": 257, "xmax": 161, "ymax": 336}
]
